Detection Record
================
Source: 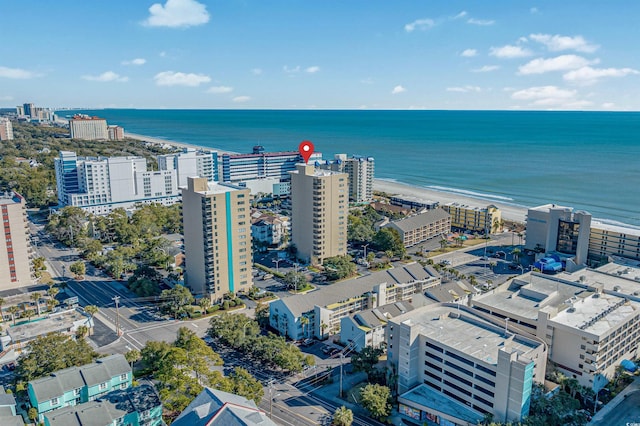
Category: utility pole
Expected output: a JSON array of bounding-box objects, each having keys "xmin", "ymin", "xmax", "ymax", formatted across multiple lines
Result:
[
  {"xmin": 268, "ymin": 381, "xmax": 274, "ymax": 419},
  {"xmin": 113, "ymin": 296, "xmax": 121, "ymax": 336}
]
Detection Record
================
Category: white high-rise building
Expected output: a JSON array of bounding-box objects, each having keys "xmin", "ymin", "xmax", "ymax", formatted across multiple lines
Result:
[
  {"xmin": 0, "ymin": 118, "xmax": 14, "ymax": 141},
  {"xmin": 69, "ymin": 115, "xmax": 108, "ymax": 140},
  {"xmin": 55, "ymin": 151, "xmax": 179, "ymax": 215},
  {"xmin": 158, "ymin": 148, "xmax": 218, "ymax": 187}
]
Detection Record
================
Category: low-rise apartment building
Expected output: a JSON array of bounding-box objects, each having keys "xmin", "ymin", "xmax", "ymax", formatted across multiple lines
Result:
[
  {"xmin": 340, "ymin": 301, "xmax": 415, "ymax": 352},
  {"xmin": 269, "ymin": 262, "xmax": 440, "ymax": 340},
  {"xmin": 443, "ymin": 203, "xmax": 502, "ymax": 234},
  {"xmin": 471, "ymin": 272, "xmax": 640, "ymax": 389},
  {"xmin": 28, "ymin": 354, "xmax": 132, "ymax": 420},
  {"xmin": 251, "ymin": 211, "xmax": 289, "ymax": 246},
  {"xmin": 389, "ymin": 304, "xmax": 547, "ymax": 425},
  {"xmin": 383, "ymin": 208, "xmax": 451, "ymax": 247},
  {"xmin": 43, "ymin": 384, "xmax": 163, "ymax": 426}
]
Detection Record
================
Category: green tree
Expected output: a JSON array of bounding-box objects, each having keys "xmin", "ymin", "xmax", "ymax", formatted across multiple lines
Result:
[
  {"xmin": 227, "ymin": 367, "xmax": 264, "ymax": 405},
  {"xmin": 333, "ymin": 406, "xmax": 354, "ymax": 426},
  {"xmin": 300, "ymin": 316, "xmax": 310, "ymax": 338},
  {"xmin": 125, "ymin": 349, "xmax": 141, "ymax": 370},
  {"xmin": 255, "ymin": 301, "xmax": 270, "ymax": 328},
  {"xmin": 69, "ymin": 260, "xmax": 86, "ymax": 278},
  {"xmin": 282, "ymin": 270, "xmax": 307, "ymax": 291},
  {"xmin": 8, "ymin": 305, "xmax": 20, "ymax": 326},
  {"xmin": 351, "ymin": 346, "xmax": 383, "ymax": 381},
  {"xmin": 323, "ymin": 255, "xmax": 357, "ymax": 281},
  {"xmin": 373, "ymin": 227, "xmax": 405, "ymax": 257},
  {"xmin": 16, "ymin": 333, "xmax": 98, "ymax": 382},
  {"xmin": 28, "ymin": 407, "xmax": 38, "ymax": 423},
  {"xmin": 75, "ymin": 325, "xmax": 89, "ymax": 339},
  {"xmin": 360, "ymin": 383, "xmax": 391, "ymax": 420},
  {"xmin": 160, "ymin": 286, "xmax": 194, "ymax": 319},
  {"xmin": 30, "ymin": 292, "xmax": 42, "ymax": 316}
]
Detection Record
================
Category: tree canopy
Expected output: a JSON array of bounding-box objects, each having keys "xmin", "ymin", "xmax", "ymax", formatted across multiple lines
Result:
[
  {"xmin": 323, "ymin": 255, "xmax": 357, "ymax": 281},
  {"xmin": 372, "ymin": 227, "xmax": 406, "ymax": 257},
  {"xmin": 16, "ymin": 333, "xmax": 98, "ymax": 382},
  {"xmin": 360, "ymin": 383, "xmax": 392, "ymax": 420}
]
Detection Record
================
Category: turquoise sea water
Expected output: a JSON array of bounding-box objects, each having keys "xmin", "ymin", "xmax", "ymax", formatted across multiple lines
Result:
[{"xmin": 64, "ymin": 110, "xmax": 640, "ymax": 226}]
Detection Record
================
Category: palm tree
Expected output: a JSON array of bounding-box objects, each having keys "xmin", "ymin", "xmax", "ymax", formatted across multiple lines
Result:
[
  {"xmin": 47, "ymin": 286, "xmax": 59, "ymax": 301},
  {"xmin": 30, "ymin": 292, "xmax": 42, "ymax": 316},
  {"xmin": 75, "ymin": 325, "xmax": 89, "ymax": 339},
  {"xmin": 46, "ymin": 298, "xmax": 59, "ymax": 313},
  {"xmin": 320, "ymin": 321, "xmax": 328, "ymax": 339},
  {"xmin": 439, "ymin": 237, "xmax": 448, "ymax": 251},
  {"xmin": 25, "ymin": 309, "xmax": 35, "ymax": 323},
  {"xmin": 8, "ymin": 306, "xmax": 19, "ymax": 326},
  {"xmin": 333, "ymin": 406, "xmax": 353, "ymax": 426},
  {"xmin": 512, "ymin": 248, "xmax": 522, "ymax": 263},
  {"xmin": 125, "ymin": 349, "xmax": 141, "ymax": 370},
  {"xmin": 198, "ymin": 297, "xmax": 211, "ymax": 312},
  {"xmin": 300, "ymin": 316, "xmax": 310, "ymax": 338},
  {"xmin": 84, "ymin": 305, "xmax": 99, "ymax": 335}
]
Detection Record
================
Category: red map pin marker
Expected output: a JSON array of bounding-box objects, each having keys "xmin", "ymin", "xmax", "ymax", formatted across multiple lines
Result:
[{"xmin": 298, "ymin": 140, "xmax": 315, "ymax": 164}]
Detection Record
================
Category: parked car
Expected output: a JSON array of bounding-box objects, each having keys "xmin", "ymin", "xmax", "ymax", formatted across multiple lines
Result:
[{"xmin": 301, "ymin": 338, "xmax": 314, "ymax": 347}]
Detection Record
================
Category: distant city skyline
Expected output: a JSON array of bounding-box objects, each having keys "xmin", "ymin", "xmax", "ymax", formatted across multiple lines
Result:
[{"xmin": 1, "ymin": 0, "xmax": 639, "ymax": 110}]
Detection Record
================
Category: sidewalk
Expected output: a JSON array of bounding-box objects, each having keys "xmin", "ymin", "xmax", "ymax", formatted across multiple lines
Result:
[{"xmin": 589, "ymin": 375, "xmax": 640, "ymax": 425}]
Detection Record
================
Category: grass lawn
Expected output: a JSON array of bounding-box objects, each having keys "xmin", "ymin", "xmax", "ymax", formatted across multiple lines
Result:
[{"xmin": 340, "ymin": 381, "xmax": 367, "ymax": 405}]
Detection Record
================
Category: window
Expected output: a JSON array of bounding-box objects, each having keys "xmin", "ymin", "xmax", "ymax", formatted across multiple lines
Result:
[
  {"xmin": 120, "ymin": 383, "xmax": 128, "ymax": 390},
  {"xmin": 120, "ymin": 373, "xmax": 128, "ymax": 381},
  {"xmin": 99, "ymin": 382, "xmax": 108, "ymax": 391},
  {"xmin": 51, "ymin": 397, "xmax": 59, "ymax": 405},
  {"xmin": 74, "ymin": 388, "xmax": 81, "ymax": 396}
]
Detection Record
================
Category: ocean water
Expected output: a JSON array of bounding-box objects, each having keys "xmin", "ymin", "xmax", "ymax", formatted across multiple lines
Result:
[{"xmin": 63, "ymin": 109, "xmax": 640, "ymax": 226}]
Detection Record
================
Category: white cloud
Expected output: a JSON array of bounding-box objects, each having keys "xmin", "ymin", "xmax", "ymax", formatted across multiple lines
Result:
[
  {"xmin": 154, "ymin": 71, "xmax": 210, "ymax": 86},
  {"xmin": 510, "ymin": 85, "xmax": 592, "ymax": 108},
  {"xmin": 143, "ymin": 0, "xmax": 209, "ymax": 28},
  {"xmin": 530, "ymin": 7, "xmax": 539, "ymax": 14},
  {"xmin": 461, "ymin": 49, "xmax": 477, "ymax": 57},
  {"xmin": 0, "ymin": 95, "xmax": 13, "ymax": 101},
  {"xmin": 489, "ymin": 45, "xmax": 533, "ymax": 58},
  {"xmin": 563, "ymin": 66, "xmax": 639, "ymax": 85},
  {"xmin": 0, "ymin": 66, "xmax": 40, "ymax": 79},
  {"xmin": 529, "ymin": 33, "xmax": 598, "ymax": 53},
  {"xmin": 472, "ymin": 65, "xmax": 500, "ymax": 73},
  {"xmin": 453, "ymin": 11, "xmax": 468, "ymax": 19},
  {"xmin": 360, "ymin": 77, "xmax": 374, "ymax": 85},
  {"xmin": 467, "ymin": 18, "xmax": 494, "ymax": 26},
  {"xmin": 602, "ymin": 102, "xmax": 615, "ymax": 109},
  {"xmin": 159, "ymin": 51, "xmax": 167, "ymax": 57},
  {"xmin": 404, "ymin": 18, "xmax": 435, "ymax": 32},
  {"xmin": 391, "ymin": 85, "xmax": 406, "ymax": 94},
  {"xmin": 232, "ymin": 96, "xmax": 251, "ymax": 103},
  {"xmin": 206, "ymin": 86, "xmax": 233, "ymax": 94},
  {"xmin": 446, "ymin": 85, "xmax": 482, "ymax": 93},
  {"xmin": 283, "ymin": 65, "xmax": 300, "ymax": 74},
  {"xmin": 122, "ymin": 58, "xmax": 146, "ymax": 66},
  {"xmin": 305, "ymin": 66, "xmax": 320, "ymax": 73},
  {"xmin": 82, "ymin": 71, "xmax": 128, "ymax": 82},
  {"xmin": 251, "ymin": 68, "xmax": 262, "ymax": 75},
  {"xmin": 518, "ymin": 55, "xmax": 598, "ymax": 75},
  {"xmin": 512, "ymin": 85, "xmax": 576, "ymax": 101}
]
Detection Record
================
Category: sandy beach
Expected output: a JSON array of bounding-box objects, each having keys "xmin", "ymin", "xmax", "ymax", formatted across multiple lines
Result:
[
  {"xmin": 126, "ymin": 132, "xmax": 239, "ymax": 155},
  {"xmin": 373, "ymin": 179, "xmax": 528, "ymax": 224}
]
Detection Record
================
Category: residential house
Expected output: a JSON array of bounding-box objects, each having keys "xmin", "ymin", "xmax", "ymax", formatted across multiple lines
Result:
[
  {"xmin": 28, "ymin": 354, "xmax": 132, "ymax": 420},
  {"xmin": 43, "ymin": 384, "xmax": 163, "ymax": 426},
  {"xmin": 172, "ymin": 387, "xmax": 276, "ymax": 426}
]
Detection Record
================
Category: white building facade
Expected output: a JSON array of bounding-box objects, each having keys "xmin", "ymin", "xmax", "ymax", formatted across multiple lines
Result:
[
  {"xmin": 157, "ymin": 148, "xmax": 218, "ymax": 187},
  {"xmin": 55, "ymin": 151, "xmax": 180, "ymax": 215}
]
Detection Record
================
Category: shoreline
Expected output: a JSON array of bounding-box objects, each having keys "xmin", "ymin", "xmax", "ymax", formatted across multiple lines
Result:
[
  {"xmin": 373, "ymin": 179, "xmax": 528, "ymax": 224},
  {"xmin": 126, "ymin": 131, "xmax": 529, "ymax": 223}
]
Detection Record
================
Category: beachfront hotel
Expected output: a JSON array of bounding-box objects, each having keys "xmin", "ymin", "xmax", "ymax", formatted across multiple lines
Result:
[
  {"xmin": 220, "ymin": 146, "xmax": 322, "ymax": 194},
  {"xmin": 182, "ymin": 177, "xmax": 252, "ymax": 302},
  {"xmin": 269, "ymin": 262, "xmax": 439, "ymax": 340},
  {"xmin": 0, "ymin": 118, "xmax": 13, "ymax": 141},
  {"xmin": 69, "ymin": 114, "xmax": 109, "ymax": 140},
  {"xmin": 158, "ymin": 147, "xmax": 219, "ymax": 187},
  {"xmin": 290, "ymin": 163, "xmax": 347, "ymax": 265},
  {"xmin": 442, "ymin": 202, "xmax": 502, "ymax": 234},
  {"xmin": 471, "ymin": 272, "xmax": 640, "ymax": 389},
  {"xmin": 525, "ymin": 204, "xmax": 591, "ymax": 271},
  {"xmin": 588, "ymin": 220, "xmax": 640, "ymax": 262},
  {"xmin": 54, "ymin": 151, "xmax": 180, "ymax": 215},
  {"xmin": 389, "ymin": 304, "xmax": 547, "ymax": 425},
  {"xmin": 0, "ymin": 192, "xmax": 35, "ymax": 290},
  {"xmin": 381, "ymin": 208, "xmax": 451, "ymax": 248},
  {"xmin": 320, "ymin": 154, "xmax": 375, "ymax": 203}
]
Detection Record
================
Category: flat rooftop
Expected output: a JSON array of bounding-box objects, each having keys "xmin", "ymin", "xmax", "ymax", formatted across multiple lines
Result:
[
  {"xmin": 397, "ymin": 305, "xmax": 540, "ymax": 365},
  {"xmin": 195, "ymin": 181, "xmax": 246, "ymax": 195},
  {"xmin": 399, "ymin": 384, "xmax": 483, "ymax": 425},
  {"xmin": 591, "ymin": 220, "xmax": 640, "ymax": 236},
  {"xmin": 7, "ymin": 309, "xmax": 90, "ymax": 342},
  {"xmin": 551, "ymin": 292, "xmax": 639, "ymax": 335},
  {"xmin": 473, "ymin": 273, "xmax": 585, "ymax": 321}
]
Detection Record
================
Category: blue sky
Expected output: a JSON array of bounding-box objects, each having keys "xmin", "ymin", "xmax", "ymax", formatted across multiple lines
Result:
[{"xmin": 1, "ymin": 0, "xmax": 639, "ymax": 110}]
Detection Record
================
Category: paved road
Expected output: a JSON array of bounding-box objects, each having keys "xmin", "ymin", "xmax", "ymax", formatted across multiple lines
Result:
[{"xmin": 592, "ymin": 390, "xmax": 640, "ymax": 426}]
